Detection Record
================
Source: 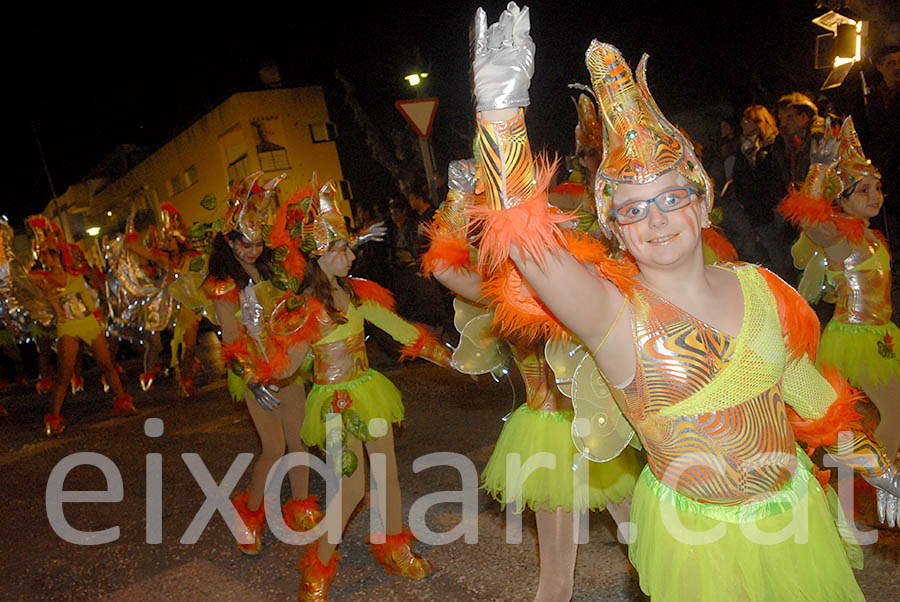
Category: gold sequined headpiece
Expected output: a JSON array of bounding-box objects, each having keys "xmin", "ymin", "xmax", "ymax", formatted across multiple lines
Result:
[
  {"xmin": 222, "ymin": 171, "xmax": 286, "ymax": 243},
  {"xmin": 585, "ymin": 42, "xmax": 711, "ymax": 235}
]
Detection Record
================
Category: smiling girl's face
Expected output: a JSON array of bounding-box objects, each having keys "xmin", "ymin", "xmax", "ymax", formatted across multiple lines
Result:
[
  {"xmin": 839, "ymin": 176, "xmax": 883, "ymax": 220},
  {"xmin": 610, "ymin": 171, "xmax": 707, "ymax": 270}
]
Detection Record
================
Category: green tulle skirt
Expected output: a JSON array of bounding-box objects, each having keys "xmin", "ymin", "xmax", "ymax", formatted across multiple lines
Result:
[
  {"xmin": 301, "ymin": 368, "xmax": 405, "ymax": 448},
  {"xmin": 818, "ymin": 319, "xmax": 900, "ymax": 387},
  {"xmin": 628, "ymin": 450, "xmax": 864, "ymax": 602},
  {"xmin": 481, "ymin": 405, "xmax": 644, "ymax": 513},
  {"xmin": 57, "ymin": 315, "xmax": 104, "ymax": 345}
]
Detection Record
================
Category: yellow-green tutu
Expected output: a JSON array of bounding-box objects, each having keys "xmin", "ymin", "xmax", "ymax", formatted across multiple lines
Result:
[
  {"xmin": 57, "ymin": 315, "xmax": 104, "ymax": 345},
  {"xmin": 628, "ymin": 450, "xmax": 864, "ymax": 602},
  {"xmin": 481, "ymin": 405, "xmax": 643, "ymax": 513},
  {"xmin": 818, "ymin": 319, "xmax": 900, "ymax": 387},
  {"xmin": 301, "ymin": 368, "xmax": 405, "ymax": 449}
]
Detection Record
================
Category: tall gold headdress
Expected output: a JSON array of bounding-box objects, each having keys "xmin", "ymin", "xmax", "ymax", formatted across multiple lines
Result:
[
  {"xmin": 300, "ymin": 177, "xmax": 351, "ymax": 256},
  {"xmin": 222, "ymin": 171, "xmax": 287, "ymax": 243},
  {"xmin": 158, "ymin": 203, "xmax": 187, "ymax": 244},
  {"xmin": 585, "ymin": 42, "xmax": 711, "ymax": 235}
]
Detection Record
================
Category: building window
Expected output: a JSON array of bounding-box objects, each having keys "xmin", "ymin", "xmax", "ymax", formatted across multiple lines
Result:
[
  {"xmin": 338, "ymin": 180, "xmax": 353, "ymax": 201},
  {"xmin": 184, "ymin": 165, "xmax": 199, "ymax": 188},
  {"xmin": 309, "ymin": 122, "xmax": 338, "ymax": 143},
  {"xmin": 227, "ymin": 154, "xmax": 250, "ymax": 183},
  {"xmin": 258, "ymin": 148, "xmax": 290, "ymax": 171},
  {"xmin": 168, "ymin": 174, "xmax": 185, "ymax": 196}
]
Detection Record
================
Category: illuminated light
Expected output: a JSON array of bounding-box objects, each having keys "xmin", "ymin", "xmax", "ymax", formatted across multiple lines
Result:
[
  {"xmin": 404, "ymin": 72, "xmax": 429, "ymax": 87},
  {"xmin": 86, "ymin": 227, "xmax": 101, "ymax": 236},
  {"xmin": 833, "ymin": 20, "xmax": 862, "ymax": 67},
  {"xmin": 107, "ymin": 211, "xmax": 113, "ymax": 217}
]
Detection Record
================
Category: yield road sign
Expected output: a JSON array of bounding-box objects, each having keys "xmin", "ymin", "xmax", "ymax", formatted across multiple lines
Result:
[{"xmin": 395, "ymin": 98, "xmax": 439, "ymax": 138}]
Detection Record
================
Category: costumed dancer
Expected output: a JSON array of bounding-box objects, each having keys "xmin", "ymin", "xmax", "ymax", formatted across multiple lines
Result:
[
  {"xmin": 204, "ymin": 172, "xmax": 323, "ymax": 556},
  {"xmin": 123, "ymin": 220, "xmax": 177, "ymax": 391},
  {"xmin": 26, "ymin": 216, "xmax": 136, "ymax": 436},
  {"xmin": 780, "ymin": 117, "xmax": 900, "ymax": 463},
  {"xmin": 156, "ymin": 203, "xmax": 207, "ymax": 398},
  {"xmin": 424, "ymin": 158, "xmax": 643, "ymax": 601},
  {"xmin": 465, "ymin": 5, "xmax": 900, "ymax": 600},
  {"xmin": 265, "ymin": 179, "xmax": 449, "ymax": 601},
  {"xmin": 0, "ymin": 217, "xmax": 57, "ymax": 395}
]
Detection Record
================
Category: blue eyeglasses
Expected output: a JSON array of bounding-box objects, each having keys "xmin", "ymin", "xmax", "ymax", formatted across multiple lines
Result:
[{"xmin": 611, "ymin": 187, "xmax": 698, "ymax": 225}]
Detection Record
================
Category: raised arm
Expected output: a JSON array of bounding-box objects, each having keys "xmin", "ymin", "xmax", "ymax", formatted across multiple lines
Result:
[{"xmin": 471, "ymin": 3, "xmax": 624, "ymax": 347}]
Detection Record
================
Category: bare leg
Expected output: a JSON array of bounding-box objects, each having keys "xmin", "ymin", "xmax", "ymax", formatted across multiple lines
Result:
[
  {"xmin": 244, "ymin": 394, "xmax": 289, "ymax": 511},
  {"xmin": 278, "ymin": 384, "xmax": 310, "ymax": 499},
  {"xmin": 50, "ymin": 335, "xmax": 80, "ymax": 416},
  {"xmin": 90, "ymin": 333, "xmax": 127, "ymax": 398},
  {"xmin": 862, "ymin": 376, "xmax": 900, "ymax": 462},
  {"xmin": 534, "ymin": 508, "xmax": 577, "ymax": 602},
  {"xmin": 317, "ymin": 436, "xmax": 367, "ymax": 564},
  {"xmin": 180, "ymin": 318, "xmax": 200, "ymax": 381},
  {"xmin": 144, "ymin": 331, "xmax": 162, "ymax": 374},
  {"xmin": 364, "ymin": 428, "xmax": 403, "ymax": 536},
  {"xmin": 36, "ymin": 336, "xmax": 54, "ymax": 381}
]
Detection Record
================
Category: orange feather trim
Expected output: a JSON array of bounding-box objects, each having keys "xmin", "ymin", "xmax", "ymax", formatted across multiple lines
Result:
[
  {"xmin": 368, "ymin": 528, "xmax": 416, "ymax": 561},
  {"xmin": 480, "ymin": 230, "xmax": 637, "ymax": 344},
  {"xmin": 202, "ymin": 276, "xmax": 239, "ymax": 303},
  {"xmin": 220, "ymin": 335, "xmax": 290, "ymax": 385},
  {"xmin": 786, "ymin": 364, "xmax": 866, "ymax": 450},
  {"xmin": 701, "ymin": 227, "xmax": 738, "ymax": 262},
  {"xmin": 297, "ymin": 541, "xmax": 339, "ymax": 579},
  {"xmin": 398, "ymin": 323, "xmax": 440, "ymax": 361},
  {"xmin": 481, "ymin": 262, "xmax": 567, "ymax": 343},
  {"xmin": 421, "ymin": 232, "xmax": 471, "ymax": 278},
  {"xmin": 468, "ymin": 157, "xmax": 570, "ymax": 275},
  {"xmin": 159, "ymin": 203, "xmax": 180, "ymax": 215},
  {"xmin": 758, "ymin": 267, "xmax": 820, "ymax": 363},
  {"xmin": 778, "ymin": 190, "xmax": 865, "ymax": 244},
  {"xmin": 232, "ymin": 491, "xmax": 265, "ymax": 532},
  {"xmin": 349, "ymin": 278, "xmax": 396, "ymax": 312},
  {"xmin": 549, "ymin": 181, "xmax": 586, "ymax": 196},
  {"xmin": 270, "ymin": 293, "xmax": 325, "ymax": 347},
  {"xmin": 221, "ymin": 339, "xmax": 251, "ymax": 366},
  {"xmin": 125, "ymin": 232, "xmax": 139, "ymax": 243}
]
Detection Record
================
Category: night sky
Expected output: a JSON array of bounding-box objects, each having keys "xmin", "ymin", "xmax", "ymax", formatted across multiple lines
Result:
[{"xmin": 9, "ymin": 1, "xmax": 896, "ymax": 231}]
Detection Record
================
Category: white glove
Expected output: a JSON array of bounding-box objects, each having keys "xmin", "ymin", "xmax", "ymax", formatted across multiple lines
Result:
[
  {"xmin": 248, "ymin": 381, "xmax": 281, "ymax": 410},
  {"xmin": 238, "ymin": 285, "xmax": 265, "ymax": 340},
  {"xmin": 863, "ymin": 469, "xmax": 900, "ymax": 528},
  {"xmin": 447, "ymin": 159, "xmax": 479, "ymax": 194},
  {"xmin": 351, "ymin": 221, "xmax": 387, "ymax": 248},
  {"xmin": 809, "ymin": 118, "xmax": 839, "ymax": 168},
  {"xmin": 472, "ymin": 2, "xmax": 535, "ymax": 112}
]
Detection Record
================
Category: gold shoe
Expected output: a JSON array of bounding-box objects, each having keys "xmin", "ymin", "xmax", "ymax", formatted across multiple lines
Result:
[
  {"xmin": 70, "ymin": 376, "xmax": 84, "ymax": 395},
  {"xmin": 369, "ymin": 529, "xmax": 433, "ymax": 579},
  {"xmin": 139, "ymin": 372, "xmax": 155, "ymax": 392},
  {"xmin": 179, "ymin": 376, "xmax": 194, "ymax": 398},
  {"xmin": 282, "ymin": 496, "xmax": 324, "ymax": 532},
  {"xmin": 297, "ymin": 543, "xmax": 338, "ymax": 602},
  {"xmin": 44, "ymin": 414, "xmax": 66, "ymax": 437},
  {"xmin": 232, "ymin": 492, "xmax": 265, "ymax": 555},
  {"xmin": 113, "ymin": 394, "xmax": 139, "ymax": 416}
]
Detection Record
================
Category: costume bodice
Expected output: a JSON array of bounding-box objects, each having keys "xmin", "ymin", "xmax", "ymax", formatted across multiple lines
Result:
[
  {"xmin": 509, "ymin": 342, "xmax": 569, "ymax": 412},
  {"xmin": 311, "ymin": 304, "xmax": 370, "ymax": 384},
  {"xmin": 620, "ymin": 266, "xmax": 797, "ymax": 505},
  {"xmin": 828, "ymin": 232, "xmax": 892, "ymax": 325},
  {"xmin": 51, "ymin": 275, "xmax": 96, "ymax": 322}
]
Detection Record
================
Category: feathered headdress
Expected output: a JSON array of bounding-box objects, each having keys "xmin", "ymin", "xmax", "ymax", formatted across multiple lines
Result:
[
  {"xmin": 585, "ymin": 42, "xmax": 711, "ymax": 236},
  {"xmin": 779, "ymin": 116, "xmax": 880, "ymax": 244},
  {"xmin": 222, "ymin": 171, "xmax": 286, "ymax": 243},
  {"xmin": 158, "ymin": 203, "xmax": 187, "ymax": 244}
]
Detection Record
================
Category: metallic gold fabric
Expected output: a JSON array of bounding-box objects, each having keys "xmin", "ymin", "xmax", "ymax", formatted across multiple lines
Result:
[
  {"xmin": 312, "ymin": 331, "xmax": 369, "ymax": 384},
  {"xmin": 829, "ymin": 234, "xmax": 892, "ymax": 325}
]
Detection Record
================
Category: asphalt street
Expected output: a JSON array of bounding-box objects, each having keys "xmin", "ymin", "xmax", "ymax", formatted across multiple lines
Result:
[{"xmin": 1, "ymin": 332, "xmax": 897, "ymax": 601}]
